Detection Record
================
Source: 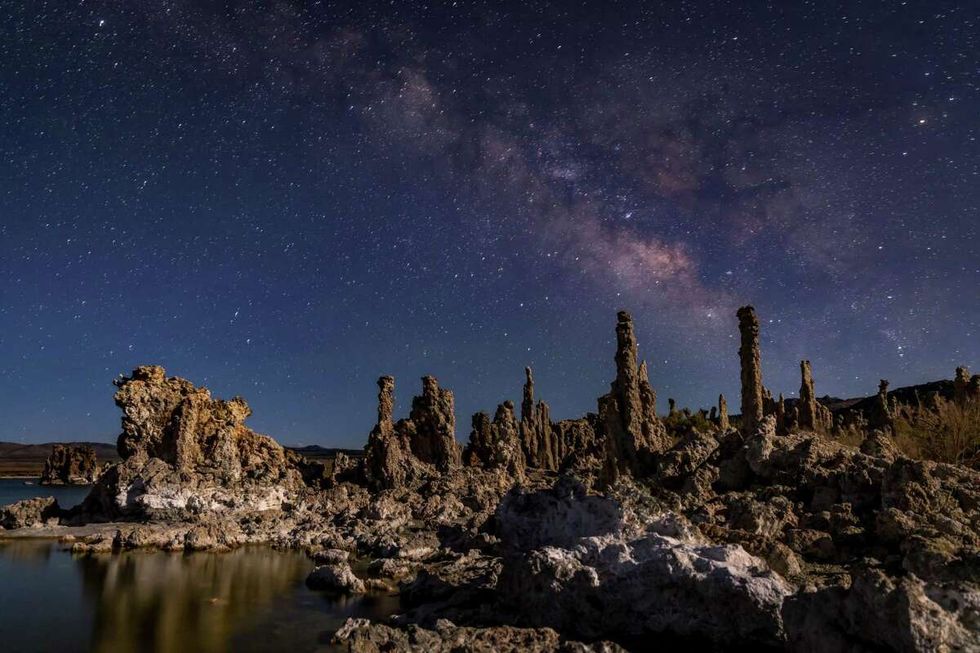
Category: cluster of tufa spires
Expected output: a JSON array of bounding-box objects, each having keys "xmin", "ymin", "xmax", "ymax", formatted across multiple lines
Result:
[{"xmin": 363, "ymin": 305, "xmax": 977, "ymax": 490}]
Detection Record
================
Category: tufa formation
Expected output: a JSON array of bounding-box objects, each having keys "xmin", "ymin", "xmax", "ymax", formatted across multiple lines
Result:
[{"xmin": 40, "ymin": 444, "xmax": 98, "ymax": 485}]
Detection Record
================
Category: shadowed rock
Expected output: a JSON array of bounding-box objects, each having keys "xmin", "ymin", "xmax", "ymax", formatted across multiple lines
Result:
[
  {"xmin": 520, "ymin": 367, "xmax": 557, "ymax": 470},
  {"xmin": 718, "ymin": 394, "xmax": 730, "ymax": 431},
  {"xmin": 600, "ymin": 311, "xmax": 670, "ymax": 482},
  {"xmin": 738, "ymin": 306, "xmax": 764, "ymax": 436},
  {"xmin": 464, "ymin": 401, "xmax": 526, "ymax": 481},
  {"xmin": 40, "ymin": 444, "xmax": 98, "ymax": 485}
]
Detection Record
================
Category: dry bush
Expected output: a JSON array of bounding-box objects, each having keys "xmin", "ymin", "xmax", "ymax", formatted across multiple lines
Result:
[{"xmin": 892, "ymin": 398, "xmax": 980, "ymax": 468}]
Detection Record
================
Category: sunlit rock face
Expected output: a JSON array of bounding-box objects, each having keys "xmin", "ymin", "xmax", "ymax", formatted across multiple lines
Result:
[{"xmin": 80, "ymin": 365, "xmax": 308, "ymax": 521}]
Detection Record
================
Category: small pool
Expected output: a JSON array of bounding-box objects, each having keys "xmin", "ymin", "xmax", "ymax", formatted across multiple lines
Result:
[{"xmin": 0, "ymin": 540, "xmax": 400, "ymax": 652}]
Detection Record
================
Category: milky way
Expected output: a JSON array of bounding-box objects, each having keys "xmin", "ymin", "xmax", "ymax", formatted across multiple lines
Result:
[{"xmin": 1, "ymin": 1, "xmax": 977, "ymax": 445}]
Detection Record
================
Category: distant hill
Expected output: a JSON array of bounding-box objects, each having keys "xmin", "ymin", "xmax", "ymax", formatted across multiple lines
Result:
[{"xmin": 0, "ymin": 441, "xmax": 120, "ymax": 461}]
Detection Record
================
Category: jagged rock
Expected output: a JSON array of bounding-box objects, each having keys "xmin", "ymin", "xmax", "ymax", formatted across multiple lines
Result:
[
  {"xmin": 718, "ymin": 394, "xmax": 730, "ymax": 431},
  {"xmin": 783, "ymin": 569, "xmax": 980, "ymax": 652},
  {"xmin": 868, "ymin": 379, "xmax": 894, "ymax": 432},
  {"xmin": 520, "ymin": 367, "xmax": 558, "ymax": 471},
  {"xmin": 306, "ymin": 560, "xmax": 366, "ymax": 593},
  {"xmin": 499, "ymin": 531, "xmax": 792, "ymax": 645},
  {"xmin": 365, "ymin": 376, "xmax": 414, "ymax": 490},
  {"xmin": 40, "ymin": 444, "xmax": 98, "ymax": 485},
  {"xmin": 0, "ymin": 496, "xmax": 61, "ymax": 529},
  {"xmin": 80, "ymin": 365, "xmax": 306, "ymax": 521},
  {"xmin": 953, "ymin": 366, "xmax": 971, "ymax": 405},
  {"xmin": 410, "ymin": 376, "xmax": 461, "ymax": 471},
  {"xmin": 737, "ymin": 306, "xmax": 764, "ymax": 436},
  {"xmin": 464, "ymin": 402, "xmax": 526, "ymax": 481},
  {"xmin": 365, "ymin": 375, "xmax": 462, "ymax": 490},
  {"xmin": 798, "ymin": 360, "xmax": 818, "ymax": 432},
  {"xmin": 860, "ymin": 430, "xmax": 899, "ymax": 462},
  {"xmin": 599, "ymin": 311, "xmax": 670, "ymax": 482},
  {"xmin": 496, "ymin": 478, "xmax": 624, "ymax": 551},
  {"xmin": 333, "ymin": 618, "xmax": 626, "ymax": 653}
]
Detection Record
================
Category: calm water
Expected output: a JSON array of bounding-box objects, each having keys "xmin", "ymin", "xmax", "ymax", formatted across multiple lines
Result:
[
  {"xmin": 0, "ymin": 540, "xmax": 400, "ymax": 653},
  {"xmin": 0, "ymin": 478, "xmax": 92, "ymax": 509}
]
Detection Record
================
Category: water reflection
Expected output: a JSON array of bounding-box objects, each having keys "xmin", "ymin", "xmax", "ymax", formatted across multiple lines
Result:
[
  {"xmin": 78, "ymin": 547, "xmax": 312, "ymax": 653},
  {"xmin": 0, "ymin": 541, "xmax": 399, "ymax": 653}
]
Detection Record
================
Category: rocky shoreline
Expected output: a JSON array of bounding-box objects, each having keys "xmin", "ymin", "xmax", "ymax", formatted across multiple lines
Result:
[{"xmin": 2, "ymin": 307, "xmax": 978, "ymax": 652}]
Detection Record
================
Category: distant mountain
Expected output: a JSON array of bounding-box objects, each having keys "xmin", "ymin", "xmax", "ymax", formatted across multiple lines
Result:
[{"xmin": 820, "ymin": 379, "xmax": 955, "ymax": 414}]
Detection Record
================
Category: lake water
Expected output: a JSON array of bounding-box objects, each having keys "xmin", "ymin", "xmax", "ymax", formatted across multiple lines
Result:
[
  {"xmin": 0, "ymin": 481, "xmax": 401, "ymax": 652},
  {"xmin": 0, "ymin": 478, "xmax": 92, "ymax": 510}
]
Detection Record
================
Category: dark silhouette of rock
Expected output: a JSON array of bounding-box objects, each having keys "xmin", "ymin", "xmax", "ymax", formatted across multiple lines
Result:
[
  {"xmin": 409, "ymin": 376, "xmax": 461, "ymax": 471},
  {"xmin": 954, "ymin": 366, "xmax": 971, "ymax": 404},
  {"xmin": 464, "ymin": 402, "xmax": 526, "ymax": 481},
  {"xmin": 40, "ymin": 444, "xmax": 97, "ymax": 485},
  {"xmin": 520, "ymin": 367, "xmax": 557, "ymax": 470},
  {"xmin": 365, "ymin": 375, "xmax": 461, "ymax": 490},
  {"xmin": 737, "ymin": 306, "xmax": 764, "ymax": 436},
  {"xmin": 599, "ymin": 311, "xmax": 669, "ymax": 482},
  {"xmin": 798, "ymin": 360, "xmax": 818, "ymax": 431},
  {"xmin": 868, "ymin": 379, "xmax": 894, "ymax": 432},
  {"xmin": 365, "ymin": 375, "xmax": 413, "ymax": 490}
]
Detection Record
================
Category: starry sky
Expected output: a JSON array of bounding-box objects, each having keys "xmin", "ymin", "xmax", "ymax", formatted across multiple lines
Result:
[{"xmin": 1, "ymin": 1, "xmax": 977, "ymax": 447}]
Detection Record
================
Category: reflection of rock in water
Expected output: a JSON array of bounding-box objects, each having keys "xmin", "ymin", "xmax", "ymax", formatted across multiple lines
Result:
[
  {"xmin": 0, "ymin": 540, "xmax": 56, "ymax": 566},
  {"xmin": 77, "ymin": 547, "xmax": 312, "ymax": 653}
]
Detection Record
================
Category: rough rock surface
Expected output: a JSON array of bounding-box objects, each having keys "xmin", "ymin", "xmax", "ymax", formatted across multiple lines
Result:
[
  {"xmin": 40, "ymin": 444, "xmax": 98, "ymax": 485},
  {"xmin": 334, "ymin": 618, "xmax": 626, "ymax": 653},
  {"xmin": 599, "ymin": 311, "xmax": 670, "ymax": 483},
  {"xmin": 306, "ymin": 560, "xmax": 366, "ymax": 594},
  {"xmin": 3, "ymin": 307, "xmax": 979, "ymax": 652},
  {"xmin": 738, "ymin": 305, "xmax": 764, "ymax": 436},
  {"xmin": 0, "ymin": 496, "xmax": 60, "ymax": 529},
  {"xmin": 521, "ymin": 367, "xmax": 558, "ymax": 471},
  {"xmin": 496, "ymin": 481, "xmax": 792, "ymax": 646},
  {"xmin": 79, "ymin": 365, "xmax": 307, "ymax": 521},
  {"xmin": 718, "ymin": 394, "xmax": 730, "ymax": 431},
  {"xmin": 464, "ymin": 402, "xmax": 526, "ymax": 481},
  {"xmin": 365, "ymin": 375, "xmax": 461, "ymax": 490}
]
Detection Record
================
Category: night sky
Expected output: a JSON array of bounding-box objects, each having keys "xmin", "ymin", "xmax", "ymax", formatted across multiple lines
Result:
[{"xmin": 1, "ymin": 1, "xmax": 977, "ymax": 447}]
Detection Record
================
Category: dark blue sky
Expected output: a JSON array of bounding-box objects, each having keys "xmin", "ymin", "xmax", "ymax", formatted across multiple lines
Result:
[{"xmin": 1, "ymin": 1, "xmax": 977, "ymax": 447}]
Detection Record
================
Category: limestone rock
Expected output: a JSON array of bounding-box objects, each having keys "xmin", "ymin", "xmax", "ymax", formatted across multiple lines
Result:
[
  {"xmin": 718, "ymin": 394, "xmax": 730, "ymax": 431},
  {"xmin": 599, "ymin": 311, "xmax": 670, "ymax": 482},
  {"xmin": 333, "ymin": 618, "xmax": 626, "ymax": 653},
  {"xmin": 365, "ymin": 376, "xmax": 414, "ymax": 490},
  {"xmin": 520, "ymin": 367, "xmax": 558, "ymax": 471},
  {"xmin": 81, "ymin": 365, "xmax": 306, "ymax": 521},
  {"xmin": 0, "ymin": 496, "xmax": 61, "ymax": 529},
  {"xmin": 365, "ymin": 375, "xmax": 461, "ymax": 490},
  {"xmin": 464, "ymin": 402, "xmax": 526, "ymax": 481},
  {"xmin": 306, "ymin": 560, "xmax": 366, "ymax": 594},
  {"xmin": 783, "ymin": 569, "xmax": 980, "ymax": 652},
  {"xmin": 868, "ymin": 379, "xmax": 894, "ymax": 432},
  {"xmin": 409, "ymin": 376, "xmax": 461, "ymax": 471},
  {"xmin": 40, "ymin": 444, "xmax": 98, "ymax": 485},
  {"xmin": 737, "ymin": 306, "xmax": 764, "ymax": 436},
  {"xmin": 499, "ymin": 531, "xmax": 792, "ymax": 646}
]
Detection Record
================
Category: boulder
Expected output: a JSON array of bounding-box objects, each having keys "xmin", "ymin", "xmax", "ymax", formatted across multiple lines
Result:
[{"xmin": 0, "ymin": 496, "xmax": 60, "ymax": 529}]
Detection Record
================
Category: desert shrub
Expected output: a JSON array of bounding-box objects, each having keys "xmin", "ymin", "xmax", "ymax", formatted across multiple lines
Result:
[{"xmin": 892, "ymin": 398, "xmax": 980, "ymax": 469}]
